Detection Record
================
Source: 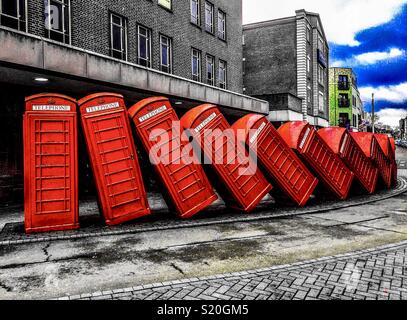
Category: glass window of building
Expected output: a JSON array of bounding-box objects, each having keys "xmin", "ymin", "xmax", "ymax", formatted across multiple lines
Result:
[
  {"xmin": 138, "ymin": 25, "xmax": 152, "ymax": 67},
  {"xmin": 158, "ymin": 0, "xmax": 172, "ymax": 10},
  {"xmin": 306, "ymin": 25, "xmax": 311, "ymax": 42},
  {"xmin": 191, "ymin": 0, "xmax": 200, "ymax": 25},
  {"xmin": 339, "ymin": 93, "xmax": 349, "ymax": 107},
  {"xmin": 338, "ymin": 75, "xmax": 349, "ymax": 90},
  {"xmin": 319, "ymin": 91, "xmax": 324, "ymax": 112},
  {"xmin": 45, "ymin": 0, "xmax": 71, "ymax": 44},
  {"xmin": 0, "ymin": 0, "xmax": 27, "ymax": 31},
  {"xmin": 307, "ymin": 82, "xmax": 312, "ymax": 103},
  {"xmin": 218, "ymin": 10, "xmax": 226, "ymax": 40},
  {"xmin": 318, "ymin": 65, "xmax": 325, "ymax": 85},
  {"xmin": 219, "ymin": 60, "xmax": 227, "ymax": 89},
  {"xmin": 160, "ymin": 34, "xmax": 172, "ymax": 74},
  {"xmin": 192, "ymin": 48, "xmax": 201, "ymax": 82},
  {"xmin": 307, "ymin": 54, "xmax": 311, "ymax": 73},
  {"xmin": 205, "ymin": 2, "xmax": 214, "ymax": 33},
  {"xmin": 206, "ymin": 54, "xmax": 215, "ymax": 86},
  {"xmin": 110, "ymin": 13, "xmax": 127, "ymax": 60}
]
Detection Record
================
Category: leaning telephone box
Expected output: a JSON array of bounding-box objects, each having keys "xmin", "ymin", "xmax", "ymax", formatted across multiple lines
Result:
[
  {"xmin": 79, "ymin": 93, "xmax": 151, "ymax": 225},
  {"xmin": 350, "ymin": 132, "xmax": 392, "ymax": 189},
  {"xmin": 23, "ymin": 93, "xmax": 79, "ymax": 233},
  {"xmin": 180, "ymin": 105, "xmax": 272, "ymax": 212},
  {"xmin": 374, "ymin": 134, "xmax": 394, "ymax": 189},
  {"xmin": 318, "ymin": 127, "xmax": 379, "ymax": 194},
  {"xmin": 389, "ymin": 137, "xmax": 398, "ymax": 187},
  {"xmin": 277, "ymin": 122, "xmax": 354, "ymax": 200},
  {"xmin": 128, "ymin": 97, "xmax": 217, "ymax": 219},
  {"xmin": 232, "ymin": 114, "xmax": 318, "ymax": 207}
]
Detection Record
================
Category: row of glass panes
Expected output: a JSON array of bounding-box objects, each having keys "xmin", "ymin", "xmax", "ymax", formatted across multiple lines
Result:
[
  {"xmin": 0, "ymin": 0, "xmax": 70, "ymax": 43},
  {"xmin": 192, "ymin": 48, "xmax": 227, "ymax": 89},
  {"xmin": 191, "ymin": 0, "xmax": 226, "ymax": 41}
]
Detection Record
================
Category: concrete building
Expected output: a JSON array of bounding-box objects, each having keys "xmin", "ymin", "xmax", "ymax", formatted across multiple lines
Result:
[
  {"xmin": 0, "ymin": 0, "xmax": 268, "ymax": 204},
  {"xmin": 329, "ymin": 67, "xmax": 364, "ymax": 131},
  {"xmin": 400, "ymin": 117, "xmax": 407, "ymax": 140},
  {"xmin": 242, "ymin": 9, "xmax": 330, "ymax": 128}
]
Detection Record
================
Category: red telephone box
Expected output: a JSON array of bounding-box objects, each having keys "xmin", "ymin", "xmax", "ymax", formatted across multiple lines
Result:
[
  {"xmin": 180, "ymin": 105, "xmax": 272, "ymax": 212},
  {"xmin": 374, "ymin": 134, "xmax": 394, "ymax": 189},
  {"xmin": 278, "ymin": 122, "xmax": 354, "ymax": 200},
  {"xmin": 128, "ymin": 97, "xmax": 217, "ymax": 219},
  {"xmin": 78, "ymin": 93, "xmax": 151, "ymax": 225},
  {"xmin": 232, "ymin": 114, "xmax": 318, "ymax": 206},
  {"xmin": 351, "ymin": 132, "xmax": 392, "ymax": 189},
  {"xmin": 23, "ymin": 93, "xmax": 79, "ymax": 233},
  {"xmin": 318, "ymin": 127, "xmax": 379, "ymax": 194}
]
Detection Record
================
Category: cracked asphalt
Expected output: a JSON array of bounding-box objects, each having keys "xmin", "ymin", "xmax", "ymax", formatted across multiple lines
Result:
[{"xmin": 0, "ymin": 148, "xmax": 406, "ymax": 300}]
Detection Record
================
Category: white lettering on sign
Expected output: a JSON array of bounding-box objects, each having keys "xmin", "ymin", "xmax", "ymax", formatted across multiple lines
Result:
[
  {"xmin": 340, "ymin": 134, "xmax": 349, "ymax": 155},
  {"xmin": 32, "ymin": 105, "xmax": 71, "ymax": 111},
  {"xmin": 249, "ymin": 122, "xmax": 266, "ymax": 144},
  {"xmin": 86, "ymin": 102, "xmax": 120, "ymax": 113},
  {"xmin": 299, "ymin": 128, "xmax": 311, "ymax": 149},
  {"xmin": 139, "ymin": 106, "xmax": 168, "ymax": 123},
  {"xmin": 194, "ymin": 113, "xmax": 216, "ymax": 133}
]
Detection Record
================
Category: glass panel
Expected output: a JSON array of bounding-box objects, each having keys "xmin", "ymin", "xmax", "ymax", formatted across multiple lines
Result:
[
  {"xmin": 139, "ymin": 37, "xmax": 147, "ymax": 59},
  {"xmin": 1, "ymin": 16, "xmax": 18, "ymax": 29},
  {"xmin": 2, "ymin": 0, "xmax": 18, "ymax": 16},
  {"xmin": 112, "ymin": 15, "xmax": 121, "ymax": 25},
  {"xmin": 50, "ymin": 1, "xmax": 63, "ymax": 32},
  {"xmin": 112, "ymin": 24, "xmax": 121, "ymax": 50}
]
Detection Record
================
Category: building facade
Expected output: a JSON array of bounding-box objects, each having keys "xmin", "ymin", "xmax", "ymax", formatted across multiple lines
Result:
[
  {"xmin": 242, "ymin": 9, "xmax": 330, "ymax": 128},
  {"xmin": 0, "ymin": 0, "xmax": 269, "ymax": 204},
  {"xmin": 329, "ymin": 67, "xmax": 364, "ymax": 131},
  {"xmin": 400, "ymin": 117, "xmax": 407, "ymax": 140}
]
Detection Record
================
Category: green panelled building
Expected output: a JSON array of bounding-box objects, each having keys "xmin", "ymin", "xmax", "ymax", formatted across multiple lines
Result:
[{"xmin": 329, "ymin": 67, "xmax": 364, "ymax": 130}]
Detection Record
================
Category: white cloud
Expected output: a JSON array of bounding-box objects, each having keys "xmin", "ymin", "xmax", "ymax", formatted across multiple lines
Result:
[
  {"xmin": 376, "ymin": 108, "xmax": 407, "ymax": 127},
  {"xmin": 243, "ymin": 0, "xmax": 407, "ymax": 46},
  {"xmin": 332, "ymin": 48, "xmax": 405, "ymax": 67},
  {"xmin": 360, "ymin": 82, "xmax": 407, "ymax": 104}
]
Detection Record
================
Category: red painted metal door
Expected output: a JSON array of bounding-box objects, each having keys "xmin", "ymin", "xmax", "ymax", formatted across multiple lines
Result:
[
  {"xmin": 23, "ymin": 94, "xmax": 79, "ymax": 233},
  {"xmin": 278, "ymin": 122, "xmax": 354, "ymax": 200},
  {"xmin": 181, "ymin": 105, "xmax": 272, "ymax": 212},
  {"xmin": 318, "ymin": 128, "xmax": 379, "ymax": 194},
  {"xmin": 232, "ymin": 114, "xmax": 318, "ymax": 206},
  {"xmin": 128, "ymin": 97, "xmax": 217, "ymax": 219},
  {"xmin": 79, "ymin": 93, "xmax": 150, "ymax": 225}
]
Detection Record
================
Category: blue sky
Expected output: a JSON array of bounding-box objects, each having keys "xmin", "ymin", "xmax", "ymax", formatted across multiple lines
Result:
[{"xmin": 243, "ymin": 0, "xmax": 407, "ymax": 126}]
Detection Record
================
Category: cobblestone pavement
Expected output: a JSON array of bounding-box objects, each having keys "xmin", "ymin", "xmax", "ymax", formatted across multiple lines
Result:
[{"xmin": 65, "ymin": 241, "xmax": 407, "ymax": 301}]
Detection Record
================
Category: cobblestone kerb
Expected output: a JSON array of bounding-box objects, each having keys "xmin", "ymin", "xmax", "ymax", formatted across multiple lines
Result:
[
  {"xmin": 1, "ymin": 177, "xmax": 407, "ymax": 247},
  {"xmin": 57, "ymin": 240, "xmax": 407, "ymax": 300}
]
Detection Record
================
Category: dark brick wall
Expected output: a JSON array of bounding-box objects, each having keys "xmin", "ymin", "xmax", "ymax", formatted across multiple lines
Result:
[
  {"xmin": 26, "ymin": 0, "xmax": 243, "ymax": 93},
  {"xmin": 243, "ymin": 20, "xmax": 297, "ymax": 96}
]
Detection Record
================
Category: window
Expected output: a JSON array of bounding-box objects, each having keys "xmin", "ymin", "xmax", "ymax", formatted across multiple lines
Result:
[
  {"xmin": 205, "ymin": 2, "xmax": 214, "ymax": 33},
  {"xmin": 138, "ymin": 25, "xmax": 152, "ymax": 67},
  {"xmin": 160, "ymin": 34, "xmax": 172, "ymax": 73},
  {"xmin": 45, "ymin": 0, "xmax": 71, "ymax": 44},
  {"xmin": 318, "ymin": 65, "xmax": 324, "ymax": 85},
  {"xmin": 318, "ymin": 35, "xmax": 325, "ymax": 54},
  {"xmin": 339, "ymin": 93, "xmax": 349, "ymax": 108},
  {"xmin": 191, "ymin": 0, "xmax": 200, "ymax": 25},
  {"xmin": 318, "ymin": 91, "xmax": 325, "ymax": 112},
  {"xmin": 158, "ymin": 0, "xmax": 172, "ymax": 10},
  {"xmin": 307, "ymin": 54, "xmax": 311, "ymax": 73},
  {"xmin": 192, "ymin": 48, "xmax": 201, "ymax": 82},
  {"xmin": 306, "ymin": 25, "xmax": 311, "ymax": 43},
  {"xmin": 307, "ymin": 82, "xmax": 312, "ymax": 104},
  {"xmin": 206, "ymin": 54, "xmax": 215, "ymax": 86},
  {"xmin": 0, "ymin": 0, "xmax": 27, "ymax": 31},
  {"xmin": 338, "ymin": 75, "xmax": 349, "ymax": 90},
  {"xmin": 218, "ymin": 10, "xmax": 226, "ymax": 40},
  {"xmin": 110, "ymin": 13, "xmax": 127, "ymax": 60},
  {"xmin": 218, "ymin": 60, "xmax": 227, "ymax": 89}
]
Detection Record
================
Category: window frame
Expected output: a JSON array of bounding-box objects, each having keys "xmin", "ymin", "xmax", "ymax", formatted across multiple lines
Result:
[
  {"xmin": 159, "ymin": 34, "xmax": 173, "ymax": 74},
  {"xmin": 318, "ymin": 91, "xmax": 325, "ymax": 112},
  {"xmin": 110, "ymin": 12, "xmax": 128, "ymax": 61},
  {"xmin": 204, "ymin": 1, "xmax": 214, "ymax": 34},
  {"xmin": 137, "ymin": 24, "xmax": 152, "ymax": 68},
  {"xmin": 157, "ymin": 0, "xmax": 172, "ymax": 11},
  {"xmin": 206, "ymin": 54, "xmax": 215, "ymax": 86},
  {"xmin": 45, "ymin": 0, "xmax": 71, "ymax": 44},
  {"xmin": 218, "ymin": 9, "xmax": 226, "ymax": 41},
  {"xmin": 218, "ymin": 59, "xmax": 227, "ymax": 89},
  {"xmin": 190, "ymin": 0, "xmax": 200, "ymax": 26},
  {"xmin": 0, "ymin": 0, "xmax": 28, "ymax": 32},
  {"xmin": 191, "ymin": 48, "xmax": 202, "ymax": 82}
]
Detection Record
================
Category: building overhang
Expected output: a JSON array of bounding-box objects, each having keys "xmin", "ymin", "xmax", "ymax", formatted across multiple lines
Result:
[
  {"xmin": 0, "ymin": 27, "xmax": 269, "ymax": 117},
  {"xmin": 268, "ymin": 110, "xmax": 304, "ymax": 122}
]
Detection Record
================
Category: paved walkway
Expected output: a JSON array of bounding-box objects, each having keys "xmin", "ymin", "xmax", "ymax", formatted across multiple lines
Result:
[{"xmin": 65, "ymin": 241, "xmax": 407, "ymax": 300}]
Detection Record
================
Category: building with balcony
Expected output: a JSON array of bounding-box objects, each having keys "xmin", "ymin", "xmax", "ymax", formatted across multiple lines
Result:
[
  {"xmin": 329, "ymin": 67, "xmax": 364, "ymax": 131},
  {"xmin": 0, "ymin": 0, "xmax": 268, "ymax": 204},
  {"xmin": 242, "ymin": 9, "xmax": 330, "ymax": 128}
]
